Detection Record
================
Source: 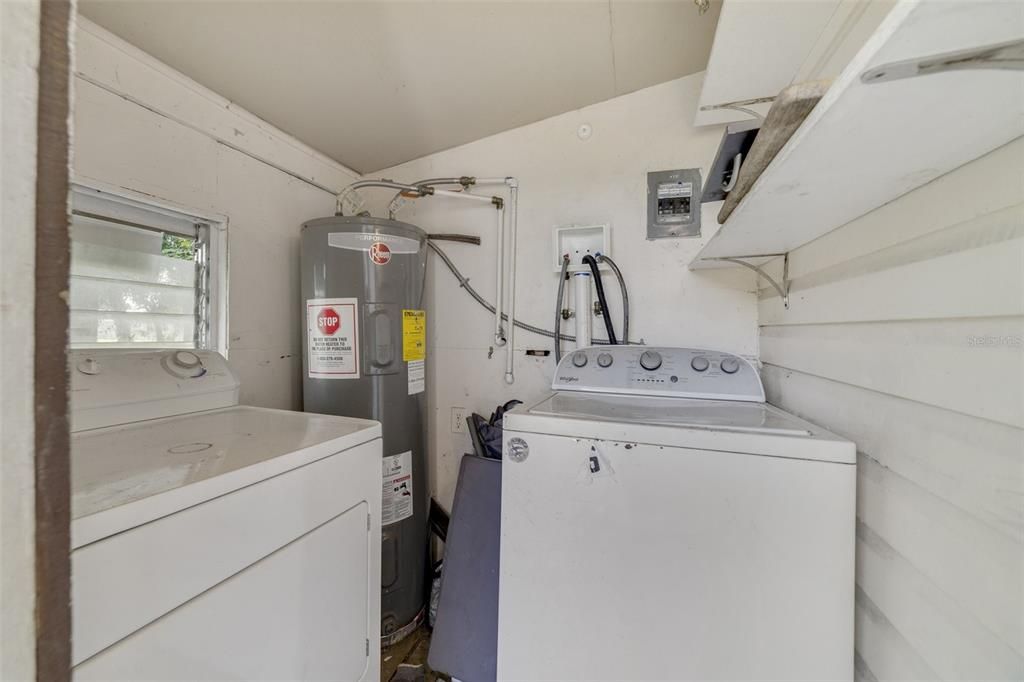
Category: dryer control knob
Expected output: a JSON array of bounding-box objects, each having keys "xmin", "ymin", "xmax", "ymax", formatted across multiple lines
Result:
[
  {"xmin": 572, "ymin": 351, "xmax": 588, "ymax": 368},
  {"xmin": 597, "ymin": 352, "xmax": 613, "ymax": 368},
  {"xmin": 720, "ymin": 357, "xmax": 741, "ymax": 374},
  {"xmin": 77, "ymin": 358, "xmax": 101, "ymax": 375},
  {"xmin": 172, "ymin": 350, "xmax": 202, "ymax": 369},
  {"xmin": 639, "ymin": 350, "xmax": 662, "ymax": 371},
  {"xmin": 690, "ymin": 356, "xmax": 709, "ymax": 372}
]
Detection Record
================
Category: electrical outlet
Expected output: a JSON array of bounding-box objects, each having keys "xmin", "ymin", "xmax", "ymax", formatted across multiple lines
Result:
[{"xmin": 451, "ymin": 407, "xmax": 468, "ymax": 434}]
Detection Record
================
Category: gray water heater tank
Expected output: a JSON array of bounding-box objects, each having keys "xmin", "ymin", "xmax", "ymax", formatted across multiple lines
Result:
[{"xmin": 301, "ymin": 216, "xmax": 428, "ymax": 644}]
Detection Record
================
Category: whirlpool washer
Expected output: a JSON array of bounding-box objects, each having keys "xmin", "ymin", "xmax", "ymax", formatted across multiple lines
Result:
[{"xmin": 499, "ymin": 346, "xmax": 856, "ymax": 681}]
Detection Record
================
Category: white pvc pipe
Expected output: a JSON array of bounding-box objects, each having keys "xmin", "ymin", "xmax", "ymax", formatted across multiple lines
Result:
[
  {"xmin": 493, "ymin": 204, "xmax": 506, "ymax": 347},
  {"xmin": 504, "ymin": 180, "xmax": 519, "ymax": 384},
  {"xmin": 432, "ymin": 188, "xmax": 494, "ymax": 203},
  {"xmin": 574, "ymin": 272, "xmax": 592, "ymax": 349},
  {"xmin": 378, "ymin": 177, "xmax": 518, "ymax": 371},
  {"xmin": 413, "ymin": 187, "xmax": 504, "ymax": 346}
]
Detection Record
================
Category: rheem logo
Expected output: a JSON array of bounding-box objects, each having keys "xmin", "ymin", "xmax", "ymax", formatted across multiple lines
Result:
[
  {"xmin": 370, "ymin": 242, "xmax": 392, "ymax": 265},
  {"xmin": 317, "ymin": 308, "xmax": 340, "ymax": 335}
]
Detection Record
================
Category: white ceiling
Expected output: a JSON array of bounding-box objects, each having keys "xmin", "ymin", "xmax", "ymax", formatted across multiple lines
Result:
[{"xmin": 78, "ymin": 0, "xmax": 722, "ymax": 173}]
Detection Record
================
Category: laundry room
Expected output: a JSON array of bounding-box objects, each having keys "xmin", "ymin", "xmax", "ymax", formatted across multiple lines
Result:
[{"xmin": 2, "ymin": 0, "xmax": 1022, "ymax": 680}]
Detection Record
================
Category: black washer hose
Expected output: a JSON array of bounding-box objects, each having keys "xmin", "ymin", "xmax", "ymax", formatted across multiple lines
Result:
[{"xmin": 581, "ymin": 254, "xmax": 617, "ymax": 345}]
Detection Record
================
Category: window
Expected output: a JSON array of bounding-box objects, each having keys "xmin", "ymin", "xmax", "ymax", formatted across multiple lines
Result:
[{"xmin": 69, "ymin": 186, "xmax": 226, "ymax": 352}]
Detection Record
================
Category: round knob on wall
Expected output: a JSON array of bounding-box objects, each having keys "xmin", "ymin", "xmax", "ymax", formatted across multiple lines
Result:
[
  {"xmin": 572, "ymin": 351, "xmax": 588, "ymax": 368},
  {"xmin": 639, "ymin": 350, "xmax": 662, "ymax": 371},
  {"xmin": 690, "ymin": 356, "xmax": 709, "ymax": 372},
  {"xmin": 720, "ymin": 357, "xmax": 741, "ymax": 374},
  {"xmin": 597, "ymin": 352, "xmax": 613, "ymax": 368}
]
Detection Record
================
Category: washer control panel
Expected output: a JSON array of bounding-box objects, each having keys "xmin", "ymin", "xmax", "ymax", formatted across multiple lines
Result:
[{"xmin": 553, "ymin": 346, "xmax": 764, "ymax": 402}]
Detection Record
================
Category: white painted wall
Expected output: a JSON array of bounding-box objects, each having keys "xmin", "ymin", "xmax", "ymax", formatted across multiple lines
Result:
[
  {"xmin": 366, "ymin": 73, "xmax": 758, "ymax": 509},
  {"xmin": 0, "ymin": 1, "xmax": 40, "ymax": 677},
  {"xmin": 757, "ymin": 137, "xmax": 1024, "ymax": 680},
  {"xmin": 72, "ymin": 19, "xmax": 359, "ymax": 410}
]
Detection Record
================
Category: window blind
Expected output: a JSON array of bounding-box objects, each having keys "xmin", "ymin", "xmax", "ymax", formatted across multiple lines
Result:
[{"xmin": 69, "ymin": 212, "xmax": 202, "ymax": 349}]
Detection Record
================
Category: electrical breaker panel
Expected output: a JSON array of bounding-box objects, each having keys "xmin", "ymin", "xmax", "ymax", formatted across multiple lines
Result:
[{"xmin": 647, "ymin": 168, "xmax": 702, "ymax": 239}]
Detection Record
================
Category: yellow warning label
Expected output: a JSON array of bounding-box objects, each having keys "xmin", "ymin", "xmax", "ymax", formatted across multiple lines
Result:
[{"xmin": 402, "ymin": 309, "xmax": 426, "ymax": 361}]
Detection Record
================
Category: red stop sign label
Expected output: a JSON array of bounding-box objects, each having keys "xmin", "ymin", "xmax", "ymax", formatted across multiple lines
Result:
[
  {"xmin": 317, "ymin": 308, "xmax": 340, "ymax": 335},
  {"xmin": 370, "ymin": 242, "xmax": 392, "ymax": 265}
]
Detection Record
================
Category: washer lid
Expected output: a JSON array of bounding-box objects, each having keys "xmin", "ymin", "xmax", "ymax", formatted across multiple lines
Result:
[
  {"xmin": 71, "ymin": 405, "xmax": 380, "ymax": 548},
  {"xmin": 506, "ymin": 393, "xmax": 855, "ymax": 465},
  {"xmin": 529, "ymin": 393, "xmax": 811, "ymax": 435}
]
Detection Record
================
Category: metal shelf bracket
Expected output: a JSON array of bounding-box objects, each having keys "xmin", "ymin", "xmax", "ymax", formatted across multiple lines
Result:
[
  {"xmin": 714, "ymin": 253, "xmax": 790, "ymax": 308},
  {"xmin": 861, "ymin": 37, "xmax": 1024, "ymax": 84}
]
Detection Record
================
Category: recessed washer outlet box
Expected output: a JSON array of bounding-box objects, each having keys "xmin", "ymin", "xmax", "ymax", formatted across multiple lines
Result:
[{"xmin": 553, "ymin": 224, "xmax": 609, "ymax": 272}]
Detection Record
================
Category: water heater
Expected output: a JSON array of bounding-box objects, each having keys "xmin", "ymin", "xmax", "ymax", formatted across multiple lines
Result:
[{"xmin": 301, "ymin": 216, "xmax": 428, "ymax": 644}]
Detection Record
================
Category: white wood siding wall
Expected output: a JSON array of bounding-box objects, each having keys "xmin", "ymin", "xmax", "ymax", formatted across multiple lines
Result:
[{"xmin": 758, "ymin": 137, "xmax": 1024, "ymax": 680}]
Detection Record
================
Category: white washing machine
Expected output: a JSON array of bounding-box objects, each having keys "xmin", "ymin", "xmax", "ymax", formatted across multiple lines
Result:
[
  {"xmin": 499, "ymin": 346, "xmax": 856, "ymax": 681},
  {"xmin": 70, "ymin": 349, "xmax": 382, "ymax": 681}
]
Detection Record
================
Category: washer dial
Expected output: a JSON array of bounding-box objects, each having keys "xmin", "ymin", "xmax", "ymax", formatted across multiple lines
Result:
[
  {"xmin": 639, "ymin": 350, "xmax": 662, "ymax": 371},
  {"xmin": 720, "ymin": 357, "xmax": 741, "ymax": 374}
]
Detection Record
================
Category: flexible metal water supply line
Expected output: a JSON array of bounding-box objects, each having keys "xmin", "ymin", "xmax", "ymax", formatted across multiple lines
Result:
[
  {"xmin": 387, "ymin": 175, "xmax": 519, "ymax": 383},
  {"xmin": 337, "ymin": 179, "xmax": 631, "ymax": 382},
  {"xmin": 387, "ymin": 177, "xmax": 475, "ymax": 218},
  {"xmin": 339, "ymin": 177, "xmax": 509, "ymax": 366},
  {"xmin": 374, "ymin": 175, "xmax": 524, "ymax": 382},
  {"xmin": 335, "ymin": 179, "xmax": 433, "ymax": 216},
  {"xmin": 427, "ymin": 240, "xmax": 624, "ymax": 346},
  {"xmin": 554, "ymin": 255, "xmax": 570, "ymax": 363}
]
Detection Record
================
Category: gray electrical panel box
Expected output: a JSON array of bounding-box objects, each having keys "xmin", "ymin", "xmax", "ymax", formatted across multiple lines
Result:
[{"xmin": 647, "ymin": 168, "xmax": 702, "ymax": 239}]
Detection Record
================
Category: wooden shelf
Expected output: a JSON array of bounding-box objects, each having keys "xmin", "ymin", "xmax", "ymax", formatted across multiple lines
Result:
[{"xmin": 691, "ymin": 0, "xmax": 1024, "ymax": 270}]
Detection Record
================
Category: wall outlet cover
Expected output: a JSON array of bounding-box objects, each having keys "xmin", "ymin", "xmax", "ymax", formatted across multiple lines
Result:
[{"xmin": 451, "ymin": 407, "xmax": 468, "ymax": 434}]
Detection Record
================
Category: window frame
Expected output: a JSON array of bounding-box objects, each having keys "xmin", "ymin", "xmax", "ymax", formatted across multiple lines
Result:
[{"xmin": 69, "ymin": 182, "xmax": 229, "ymax": 355}]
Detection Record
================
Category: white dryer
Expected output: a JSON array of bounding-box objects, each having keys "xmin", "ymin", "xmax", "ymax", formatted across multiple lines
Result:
[
  {"xmin": 70, "ymin": 349, "xmax": 382, "ymax": 681},
  {"xmin": 499, "ymin": 346, "xmax": 856, "ymax": 681}
]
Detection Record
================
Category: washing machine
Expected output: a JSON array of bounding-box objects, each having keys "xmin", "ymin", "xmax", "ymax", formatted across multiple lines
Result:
[
  {"xmin": 70, "ymin": 349, "xmax": 382, "ymax": 681},
  {"xmin": 499, "ymin": 346, "xmax": 856, "ymax": 681}
]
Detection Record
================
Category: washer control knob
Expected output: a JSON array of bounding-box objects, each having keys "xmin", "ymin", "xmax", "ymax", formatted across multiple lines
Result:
[
  {"xmin": 690, "ymin": 356, "xmax": 709, "ymax": 372},
  {"xmin": 172, "ymin": 350, "xmax": 202, "ymax": 370},
  {"xmin": 597, "ymin": 352, "xmax": 613, "ymax": 368},
  {"xmin": 720, "ymin": 357, "xmax": 741, "ymax": 374},
  {"xmin": 571, "ymin": 351, "xmax": 588, "ymax": 368},
  {"xmin": 639, "ymin": 350, "xmax": 662, "ymax": 371}
]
